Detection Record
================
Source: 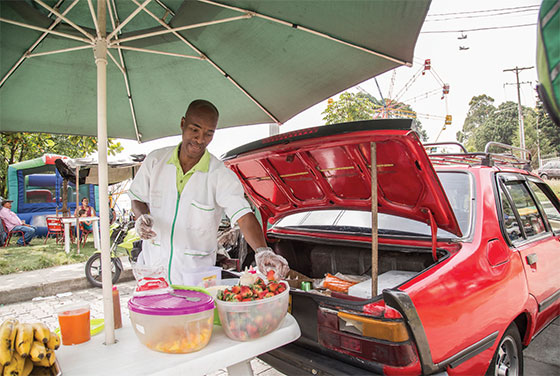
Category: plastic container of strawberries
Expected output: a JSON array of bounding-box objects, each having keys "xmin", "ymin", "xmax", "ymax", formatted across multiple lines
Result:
[{"xmin": 215, "ymin": 281, "xmax": 289, "ymax": 341}]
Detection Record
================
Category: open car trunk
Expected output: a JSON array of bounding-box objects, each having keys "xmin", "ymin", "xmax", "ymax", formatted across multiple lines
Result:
[{"xmin": 223, "ymin": 119, "xmax": 462, "ymax": 373}]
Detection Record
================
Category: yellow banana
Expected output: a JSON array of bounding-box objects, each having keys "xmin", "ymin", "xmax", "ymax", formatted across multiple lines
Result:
[
  {"xmin": 44, "ymin": 348, "xmax": 55, "ymax": 366},
  {"xmin": 29, "ymin": 341, "xmax": 46, "ymax": 363},
  {"xmin": 32, "ymin": 356, "xmax": 51, "ymax": 368},
  {"xmin": 45, "ymin": 332, "xmax": 59, "ymax": 351},
  {"xmin": 15, "ymin": 324, "xmax": 33, "ymax": 358},
  {"xmin": 22, "ymin": 358, "xmax": 33, "ymax": 376},
  {"xmin": 0, "ymin": 319, "xmax": 18, "ymax": 366},
  {"xmin": 2, "ymin": 351, "xmax": 23, "ymax": 376},
  {"xmin": 31, "ymin": 324, "xmax": 49, "ymax": 345}
]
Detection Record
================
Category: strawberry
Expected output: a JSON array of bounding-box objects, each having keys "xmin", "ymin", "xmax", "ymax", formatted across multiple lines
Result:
[
  {"xmin": 252, "ymin": 284, "xmax": 264, "ymax": 293},
  {"xmin": 264, "ymin": 292, "xmax": 275, "ymax": 298},
  {"xmin": 268, "ymin": 282, "xmax": 280, "ymax": 292},
  {"xmin": 231, "ymin": 285, "xmax": 241, "ymax": 294},
  {"xmin": 240, "ymin": 285, "xmax": 252, "ymax": 299},
  {"xmin": 258, "ymin": 291, "xmax": 268, "ymax": 299},
  {"xmin": 266, "ymin": 270, "xmax": 276, "ymax": 281},
  {"xmin": 255, "ymin": 277, "xmax": 266, "ymax": 288}
]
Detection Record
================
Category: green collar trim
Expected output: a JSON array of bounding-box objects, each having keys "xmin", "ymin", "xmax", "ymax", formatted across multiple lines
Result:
[{"xmin": 167, "ymin": 144, "xmax": 210, "ymax": 174}]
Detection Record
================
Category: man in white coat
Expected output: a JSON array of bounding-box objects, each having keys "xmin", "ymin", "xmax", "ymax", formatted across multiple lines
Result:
[{"xmin": 129, "ymin": 100, "xmax": 289, "ymax": 285}]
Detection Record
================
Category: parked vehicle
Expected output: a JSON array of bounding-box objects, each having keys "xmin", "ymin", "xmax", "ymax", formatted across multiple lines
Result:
[
  {"xmin": 223, "ymin": 119, "xmax": 560, "ymax": 376},
  {"xmin": 536, "ymin": 160, "xmax": 560, "ymax": 179},
  {"xmin": 85, "ymin": 212, "xmax": 141, "ymax": 288}
]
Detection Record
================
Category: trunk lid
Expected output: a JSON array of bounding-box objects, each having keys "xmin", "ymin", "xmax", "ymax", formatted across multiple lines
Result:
[{"xmin": 223, "ymin": 119, "xmax": 461, "ymax": 236}]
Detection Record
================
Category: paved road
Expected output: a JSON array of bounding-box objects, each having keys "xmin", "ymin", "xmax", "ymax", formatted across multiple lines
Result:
[{"xmin": 0, "ymin": 279, "xmax": 558, "ymax": 375}]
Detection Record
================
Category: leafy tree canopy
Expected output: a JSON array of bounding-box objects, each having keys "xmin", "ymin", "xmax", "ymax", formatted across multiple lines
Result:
[
  {"xmin": 460, "ymin": 94, "xmax": 560, "ymax": 169},
  {"xmin": 0, "ymin": 132, "xmax": 123, "ymax": 198},
  {"xmin": 322, "ymin": 92, "xmax": 428, "ymax": 141}
]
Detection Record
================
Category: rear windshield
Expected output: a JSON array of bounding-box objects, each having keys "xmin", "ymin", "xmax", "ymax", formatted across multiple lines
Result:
[{"xmin": 272, "ymin": 172, "xmax": 473, "ymax": 239}]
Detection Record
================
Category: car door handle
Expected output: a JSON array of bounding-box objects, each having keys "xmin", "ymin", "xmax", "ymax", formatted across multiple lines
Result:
[{"xmin": 526, "ymin": 253, "xmax": 538, "ymax": 266}]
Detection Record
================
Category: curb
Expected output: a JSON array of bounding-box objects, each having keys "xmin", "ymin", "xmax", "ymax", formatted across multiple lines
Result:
[{"xmin": 0, "ymin": 258, "xmax": 135, "ymax": 306}]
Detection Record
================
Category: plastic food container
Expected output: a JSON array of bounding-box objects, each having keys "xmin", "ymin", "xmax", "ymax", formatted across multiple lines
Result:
[
  {"xmin": 128, "ymin": 290, "xmax": 214, "ymax": 353},
  {"xmin": 215, "ymin": 281, "xmax": 289, "ymax": 341},
  {"xmin": 205, "ymin": 278, "xmax": 239, "ymax": 325},
  {"xmin": 181, "ymin": 266, "xmax": 222, "ymax": 288}
]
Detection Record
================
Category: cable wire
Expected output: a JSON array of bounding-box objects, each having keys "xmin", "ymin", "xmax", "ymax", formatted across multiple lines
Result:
[
  {"xmin": 426, "ymin": 5, "xmax": 539, "ymax": 17},
  {"xmin": 421, "ymin": 23, "xmax": 536, "ymax": 34}
]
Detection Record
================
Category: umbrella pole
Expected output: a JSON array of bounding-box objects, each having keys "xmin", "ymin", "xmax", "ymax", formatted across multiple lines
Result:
[
  {"xmin": 95, "ymin": 0, "xmax": 115, "ymax": 345},
  {"xmin": 75, "ymin": 166, "xmax": 80, "ymax": 253},
  {"xmin": 370, "ymin": 142, "xmax": 378, "ymax": 298}
]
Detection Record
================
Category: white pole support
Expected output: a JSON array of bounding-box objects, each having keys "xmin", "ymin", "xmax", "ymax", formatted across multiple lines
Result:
[
  {"xmin": 370, "ymin": 142, "xmax": 378, "ymax": 297},
  {"xmin": 95, "ymin": 0, "xmax": 115, "ymax": 346}
]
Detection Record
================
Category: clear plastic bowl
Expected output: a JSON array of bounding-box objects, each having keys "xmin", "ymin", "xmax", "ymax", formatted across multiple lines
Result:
[
  {"xmin": 215, "ymin": 281, "xmax": 289, "ymax": 341},
  {"xmin": 128, "ymin": 290, "xmax": 214, "ymax": 353},
  {"xmin": 129, "ymin": 309, "xmax": 213, "ymax": 353}
]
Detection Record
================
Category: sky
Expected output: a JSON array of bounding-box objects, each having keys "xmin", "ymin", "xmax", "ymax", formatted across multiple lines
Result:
[{"xmin": 117, "ymin": 0, "xmax": 542, "ymax": 159}]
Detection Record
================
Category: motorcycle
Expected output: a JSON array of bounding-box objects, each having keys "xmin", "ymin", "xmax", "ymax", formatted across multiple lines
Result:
[{"xmin": 85, "ymin": 212, "xmax": 141, "ymax": 288}]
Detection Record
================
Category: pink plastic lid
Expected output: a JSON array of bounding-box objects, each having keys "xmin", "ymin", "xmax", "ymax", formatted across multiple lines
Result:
[{"xmin": 128, "ymin": 290, "xmax": 214, "ymax": 316}]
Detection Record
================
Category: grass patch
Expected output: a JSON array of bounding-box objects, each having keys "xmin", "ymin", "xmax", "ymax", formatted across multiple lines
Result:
[{"xmin": 0, "ymin": 238, "xmax": 98, "ymax": 275}]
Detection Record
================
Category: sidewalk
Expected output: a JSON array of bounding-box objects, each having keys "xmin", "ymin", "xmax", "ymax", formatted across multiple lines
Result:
[{"xmin": 0, "ymin": 257, "xmax": 134, "ymax": 305}]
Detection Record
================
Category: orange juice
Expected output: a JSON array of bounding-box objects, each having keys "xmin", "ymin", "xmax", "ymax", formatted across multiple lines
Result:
[{"xmin": 57, "ymin": 304, "xmax": 91, "ymax": 345}]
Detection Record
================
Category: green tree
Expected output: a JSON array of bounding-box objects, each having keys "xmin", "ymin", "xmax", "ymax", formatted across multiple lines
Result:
[
  {"xmin": 322, "ymin": 92, "xmax": 377, "ymax": 124},
  {"xmin": 322, "ymin": 92, "xmax": 428, "ymax": 141},
  {"xmin": 457, "ymin": 94, "xmax": 495, "ymax": 149},
  {"xmin": 473, "ymin": 101, "xmax": 519, "ymax": 152},
  {"xmin": 0, "ymin": 132, "xmax": 123, "ymax": 198}
]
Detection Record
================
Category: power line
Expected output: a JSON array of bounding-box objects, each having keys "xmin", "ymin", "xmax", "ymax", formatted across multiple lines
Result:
[
  {"xmin": 425, "ymin": 8, "xmax": 538, "ymax": 22},
  {"xmin": 421, "ymin": 23, "xmax": 536, "ymax": 34},
  {"xmin": 426, "ymin": 5, "xmax": 539, "ymax": 17}
]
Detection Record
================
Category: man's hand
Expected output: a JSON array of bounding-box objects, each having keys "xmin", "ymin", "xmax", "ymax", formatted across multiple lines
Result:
[
  {"xmin": 135, "ymin": 214, "xmax": 157, "ymax": 240},
  {"xmin": 255, "ymin": 247, "xmax": 289, "ymax": 279}
]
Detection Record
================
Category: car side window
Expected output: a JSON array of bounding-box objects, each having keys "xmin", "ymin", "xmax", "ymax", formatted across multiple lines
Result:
[
  {"xmin": 502, "ymin": 181, "xmax": 546, "ymax": 238},
  {"xmin": 499, "ymin": 189, "xmax": 522, "ymax": 242},
  {"xmin": 527, "ymin": 180, "xmax": 560, "ymax": 233}
]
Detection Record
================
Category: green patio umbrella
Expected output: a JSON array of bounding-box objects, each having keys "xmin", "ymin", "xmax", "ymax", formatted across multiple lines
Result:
[{"xmin": 0, "ymin": 0, "xmax": 430, "ymax": 345}]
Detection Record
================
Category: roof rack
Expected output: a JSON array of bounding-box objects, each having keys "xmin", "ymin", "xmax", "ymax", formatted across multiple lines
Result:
[{"xmin": 424, "ymin": 141, "xmax": 532, "ymax": 170}]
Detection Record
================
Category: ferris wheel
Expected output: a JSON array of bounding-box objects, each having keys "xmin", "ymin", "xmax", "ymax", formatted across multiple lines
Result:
[{"xmin": 359, "ymin": 58, "xmax": 452, "ymax": 141}]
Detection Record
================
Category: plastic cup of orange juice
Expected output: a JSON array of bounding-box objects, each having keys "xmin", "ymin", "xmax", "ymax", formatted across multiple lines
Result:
[{"xmin": 57, "ymin": 303, "xmax": 91, "ymax": 345}]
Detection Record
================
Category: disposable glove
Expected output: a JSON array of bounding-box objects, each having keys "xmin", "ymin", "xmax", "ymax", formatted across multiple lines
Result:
[
  {"xmin": 255, "ymin": 247, "xmax": 290, "ymax": 280},
  {"xmin": 135, "ymin": 214, "xmax": 157, "ymax": 240}
]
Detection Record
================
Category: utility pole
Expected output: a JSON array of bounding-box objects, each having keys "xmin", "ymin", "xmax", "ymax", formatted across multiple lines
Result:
[{"xmin": 503, "ymin": 66, "xmax": 533, "ymax": 159}]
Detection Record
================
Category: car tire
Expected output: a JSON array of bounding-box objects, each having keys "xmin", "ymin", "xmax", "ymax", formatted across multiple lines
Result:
[
  {"xmin": 486, "ymin": 322, "xmax": 523, "ymax": 376},
  {"xmin": 540, "ymin": 173, "xmax": 548, "ymax": 179}
]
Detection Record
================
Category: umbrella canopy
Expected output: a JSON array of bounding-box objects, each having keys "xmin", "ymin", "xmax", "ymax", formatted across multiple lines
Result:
[
  {"xmin": 1, "ymin": 0, "xmax": 430, "ymax": 140},
  {"xmin": 0, "ymin": 0, "xmax": 430, "ymax": 346}
]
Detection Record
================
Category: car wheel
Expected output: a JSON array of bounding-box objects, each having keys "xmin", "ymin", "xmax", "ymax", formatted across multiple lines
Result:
[
  {"xmin": 486, "ymin": 323, "xmax": 523, "ymax": 376},
  {"xmin": 540, "ymin": 173, "xmax": 548, "ymax": 179}
]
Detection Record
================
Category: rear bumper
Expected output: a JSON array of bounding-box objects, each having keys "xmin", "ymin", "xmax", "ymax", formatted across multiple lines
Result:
[
  {"xmin": 259, "ymin": 342, "xmax": 381, "ymax": 375},
  {"xmin": 259, "ymin": 342, "xmax": 450, "ymax": 376}
]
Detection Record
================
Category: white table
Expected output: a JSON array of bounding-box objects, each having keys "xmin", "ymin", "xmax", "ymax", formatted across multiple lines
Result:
[
  {"xmin": 61, "ymin": 216, "xmax": 100, "ymax": 253},
  {"xmin": 56, "ymin": 314, "xmax": 301, "ymax": 376}
]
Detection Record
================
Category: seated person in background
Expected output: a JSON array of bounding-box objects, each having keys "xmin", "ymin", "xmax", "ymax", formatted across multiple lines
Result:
[
  {"xmin": 74, "ymin": 197, "xmax": 95, "ymax": 218},
  {"xmin": 0, "ymin": 199, "xmax": 36, "ymax": 246},
  {"xmin": 78, "ymin": 209, "xmax": 93, "ymax": 231}
]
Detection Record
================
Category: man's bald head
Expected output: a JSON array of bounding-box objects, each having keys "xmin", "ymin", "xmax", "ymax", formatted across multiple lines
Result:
[{"xmin": 185, "ymin": 99, "xmax": 219, "ymax": 120}]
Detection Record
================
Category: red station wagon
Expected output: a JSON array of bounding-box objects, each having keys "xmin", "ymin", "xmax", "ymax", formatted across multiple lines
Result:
[{"xmin": 223, "ymin": 119, "xmax": 560, "ymax": 375}]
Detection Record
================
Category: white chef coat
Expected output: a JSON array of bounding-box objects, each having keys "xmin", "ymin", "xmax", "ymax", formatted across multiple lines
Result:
[{"xmin": 128, "ymin": 146, "xmax": 252, "ymax": 285}]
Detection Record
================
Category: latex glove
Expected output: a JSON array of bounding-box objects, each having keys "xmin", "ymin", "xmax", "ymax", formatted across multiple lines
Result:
[
  {"xmin": 135, "ymin": 214, "xmax": 157, "ymax": 240},
  {"xmin": 255, "ymin": 247, "xmax": 290, "ymax": 280}
]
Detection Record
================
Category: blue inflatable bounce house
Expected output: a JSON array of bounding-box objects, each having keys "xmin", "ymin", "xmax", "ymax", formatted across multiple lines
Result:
[{"xmin": 6, "ymin": 154, "xmax": 99, "ymax": 237}]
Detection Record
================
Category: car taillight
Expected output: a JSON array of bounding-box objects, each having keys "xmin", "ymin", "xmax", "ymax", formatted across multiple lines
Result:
[
  {"xmin": 317, "ymin": 307, "xmax": 418, "ymax": 367},
  {"xmin": 338, "ymin": 312, "xmax": 409, "ymax": 342}
]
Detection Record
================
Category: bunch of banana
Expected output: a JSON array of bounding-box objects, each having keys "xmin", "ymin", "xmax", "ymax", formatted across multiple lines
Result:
[{"xmin": 0, "ymin": 319, "xmax": 60, "ymax": 376}]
